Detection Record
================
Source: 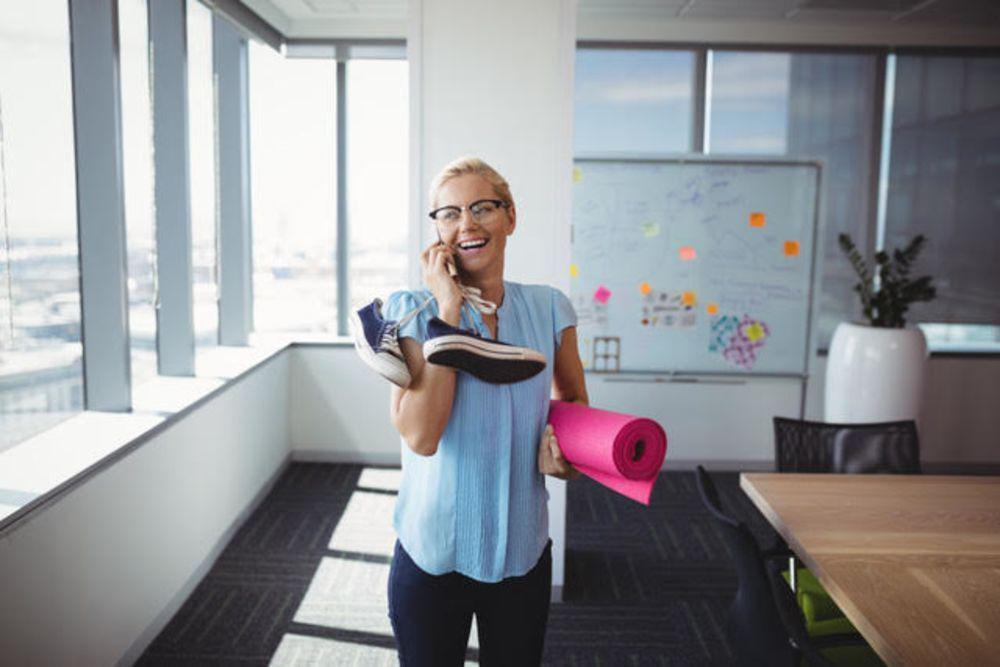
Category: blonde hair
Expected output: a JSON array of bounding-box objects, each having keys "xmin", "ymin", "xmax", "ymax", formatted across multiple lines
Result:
[{"xmin": 429, "ymin": 157, "xmax": 514, "ymax": 209}]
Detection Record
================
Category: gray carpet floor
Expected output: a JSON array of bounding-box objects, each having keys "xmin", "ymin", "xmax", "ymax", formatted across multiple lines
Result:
[{"xmin": 138, "ymin": 463, "xmax": 781, "ymax": 666}]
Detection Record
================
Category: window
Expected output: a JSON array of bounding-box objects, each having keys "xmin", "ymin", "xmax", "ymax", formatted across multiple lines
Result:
[
  {"xmin": 0, "ymin": 2, "xmax": 83, "ymax": 452},
  {"xmin": 347, "ymin": 59, "xmax": 409, "ymax": 311},
  {"xmin": 883, "ymin": 54, "xmax": 1000, "ymax": 347},
  {"xmin": 249, "ymin": 43, "xmax": 337, "ymax": 334},
  {"xmin": 785, "ymin": 54, "xmax": 880, "ymax": 346},
  {"xmin": 575, "ymin": 49, "xmax": 695, "ymax": 154},
  {"xmin": 188, "ymin": 0, "xmax": 218, "ymax": 348},
  {"xmin": 119, "ymin": 0, "xmax": 157, "ymax": 386},
  {"xmin": 707, "ymin": 51, "xmax": 790, "ymax": 154},
  {"xmin": 707, "ymin": 51, "xmax": 879, "ymax": 346}
]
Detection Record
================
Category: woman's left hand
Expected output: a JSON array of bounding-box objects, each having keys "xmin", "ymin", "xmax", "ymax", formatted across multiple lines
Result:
[{"xmin": 538, "ymin": 424, "xmax": 581, "ymax": 480}]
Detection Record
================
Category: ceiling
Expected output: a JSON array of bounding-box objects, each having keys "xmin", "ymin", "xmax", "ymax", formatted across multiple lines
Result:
[{"xmin": 238, "ymin": 0, "xmax": 1000, "ymax": 45}]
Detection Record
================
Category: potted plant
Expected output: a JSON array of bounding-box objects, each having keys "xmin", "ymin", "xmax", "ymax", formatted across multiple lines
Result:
[{"xmin": 825, "ymin": 234, "xmax": 937, "ymax": 423}]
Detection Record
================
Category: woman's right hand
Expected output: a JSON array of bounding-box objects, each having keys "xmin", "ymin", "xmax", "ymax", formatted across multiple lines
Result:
[{"xmin": 421, "ymin": 242, "xmax": 463, "ymax": 312}]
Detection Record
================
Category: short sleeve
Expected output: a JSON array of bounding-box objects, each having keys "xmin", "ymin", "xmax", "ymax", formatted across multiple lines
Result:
[
  {"xmin": 382, "ymin": 290, "xmax": 434, "ymax": 343},
  {"xmin": 551, "ymin": 287, "xmax": 577, "ymax": 347}
]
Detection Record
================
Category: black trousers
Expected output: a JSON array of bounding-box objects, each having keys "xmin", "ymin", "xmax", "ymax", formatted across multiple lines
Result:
[{"xmin": 387, "ymin": 539, "xmax": 552, "ymax": 667}]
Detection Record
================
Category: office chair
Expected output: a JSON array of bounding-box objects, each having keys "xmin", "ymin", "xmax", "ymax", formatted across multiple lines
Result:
[
  {"xmin": 694, "ymin": 466, "xmax": 881, "ymax": 667},
  {"xmin": 773, "ymin": 417, "xmax": 921, "ymax": 475},
  {"xmin": 771, "ymin": 417, "xmax": 920, "ymax": 639}
]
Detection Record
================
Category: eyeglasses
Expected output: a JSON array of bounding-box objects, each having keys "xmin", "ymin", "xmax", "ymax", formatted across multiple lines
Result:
[{"xmin": 428, "ymin": 199, "xmax": 508, "ymax": 225}]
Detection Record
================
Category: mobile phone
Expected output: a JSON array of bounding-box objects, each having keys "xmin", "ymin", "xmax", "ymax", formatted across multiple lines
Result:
[{"xmin": 435, "ymin": 228, "xmax": 459, "ymax": 277}]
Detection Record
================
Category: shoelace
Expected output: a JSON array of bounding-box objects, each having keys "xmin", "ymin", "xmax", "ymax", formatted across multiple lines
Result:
[{"xmin": 390, "ymin": 284, "xmax": 498, "ymax": 337}]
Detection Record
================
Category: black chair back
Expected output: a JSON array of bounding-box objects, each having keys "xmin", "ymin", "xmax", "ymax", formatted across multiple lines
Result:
[
  {"xmin": 773, "ymin": 417, "xmax": 920, "ymax": 474},
  {"xmin": 694, "ymin": 466, "xmax": 800, "ymax": 666}
]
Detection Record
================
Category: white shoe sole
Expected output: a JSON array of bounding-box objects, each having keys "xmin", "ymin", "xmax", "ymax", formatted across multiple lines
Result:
[{"xmin": 349, "ymin": 310, "xmax": 412, "ymax": 388}]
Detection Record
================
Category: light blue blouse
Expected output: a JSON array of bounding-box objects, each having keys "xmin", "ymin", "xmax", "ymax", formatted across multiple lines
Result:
[{"xmin": 382, "ymin": 281, "xmax": 577, "ymax": 583}]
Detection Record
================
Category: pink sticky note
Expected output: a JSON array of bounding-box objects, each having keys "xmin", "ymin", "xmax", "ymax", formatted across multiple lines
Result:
[{"xmin": 593, "ymin": 285, "xmax": 612, "ymax": 304}]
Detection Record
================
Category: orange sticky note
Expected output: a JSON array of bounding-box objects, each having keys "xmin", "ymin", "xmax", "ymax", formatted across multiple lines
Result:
[
  {"xmin": 639, "ymin": 282, "xmax": 652, "ymax": 295},
  {"xmin": 682, "ymin": 291, "xmax": 696, "ymax": 307},
  {"xmin": 707, "ymin": 302, "xmax": 719, "ymax": 315},
  {"xmin": 784, "ymin": 240, "xmax": 800, "ymax": 257},
  {"xmin": 679, "ymin": 246, "xmax": 697, "ymax": 261},
  {"xmin": 750, "ymin": 212, "xmax": 766, "ymax": 228}
]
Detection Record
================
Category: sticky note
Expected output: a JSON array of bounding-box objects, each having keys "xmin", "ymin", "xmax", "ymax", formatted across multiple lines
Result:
[
  {"xmin": 750, "ymin": 212, "xmax": 766, "ymax": 228},
  {"xmin": 572, "ymin": 166, "xmax": 583, "ymax": 183},
  {"xmin": 784, "ymin": 240, "xmax": 800, "ymax": 257},
  {"xmin": 641, "ymin": 222, "xmax": 661, "ymax": 238},
  {"xmin": 679, "ymin": 246, "xmax": 697, "ymax": 261},
  {"xmin": 570, "ymin": 263, "xmax": 579, "ymax": 278},
  {"xmin": 707, "ymin": 302, "xmax": 719, "ymax": 315},
  {"xmin": 639, "ymin": 281, "xmax": 652, "ymax": 295},
  {"xmin": 593, "ymin": 285, "xmax": 611, "ymax": 304},
  {"xmin": 745, "ymin": 322, "xmax": 765, "ymax": 342},
  {"xmin": 682, "ymin": 291, "xmax": 697, "ymax": 307}
]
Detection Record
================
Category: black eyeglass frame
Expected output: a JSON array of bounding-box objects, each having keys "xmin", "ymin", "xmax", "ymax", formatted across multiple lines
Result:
[{"xmin": 428, "ymin": 199, "xmax": 509, "ymax": 222}]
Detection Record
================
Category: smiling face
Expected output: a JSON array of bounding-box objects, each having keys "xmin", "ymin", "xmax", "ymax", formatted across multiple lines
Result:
[{"xmin": 432, "ymin": 173, "xmax": 516, "ymax": 279}]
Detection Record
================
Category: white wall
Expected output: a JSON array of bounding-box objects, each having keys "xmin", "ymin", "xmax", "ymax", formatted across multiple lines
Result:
[
  {"xmin": 409, "ymin": 0, "xmax": 577, "ymax": 285},
  {"xmin": 290, "ymin": 346, "xmax": 401, "ymax": 465},
  {"xmin": 0, "ymin": 354, "xmax": 290, "ymax": 665}
]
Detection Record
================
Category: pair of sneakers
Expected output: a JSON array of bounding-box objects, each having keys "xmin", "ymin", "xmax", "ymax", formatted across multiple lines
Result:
[{"xmin": 349, "ymin": 286, "xmax": 546, "ymax": 388}]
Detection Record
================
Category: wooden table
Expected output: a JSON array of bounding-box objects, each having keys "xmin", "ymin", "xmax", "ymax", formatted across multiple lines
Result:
[{"xmin": 740, "ymin": 473, "xmax": 1000, "ymax": 667}]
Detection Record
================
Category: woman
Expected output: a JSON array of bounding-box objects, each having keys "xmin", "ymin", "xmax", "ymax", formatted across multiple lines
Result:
[{"xmin": 381, "ymin": 156, "xmax": 589, "ymax": 666}]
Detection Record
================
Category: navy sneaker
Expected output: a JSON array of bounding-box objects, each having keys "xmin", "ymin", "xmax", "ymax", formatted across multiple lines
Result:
[
  {"xmin": 422, "ymin": 317, "xmax": 546, "ymax": 384},
  {"xmin": 349, "ymin": 299, "xmax": 412, "ymax": 388}
]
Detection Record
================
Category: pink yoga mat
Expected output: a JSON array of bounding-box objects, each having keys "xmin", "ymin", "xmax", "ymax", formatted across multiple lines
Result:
[{"xmin": 547, "ymin": 400, "xmax": 667, "ymax": 505}]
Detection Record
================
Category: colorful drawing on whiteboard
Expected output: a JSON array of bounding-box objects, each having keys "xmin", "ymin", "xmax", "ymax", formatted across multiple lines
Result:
[
  {"xmin": 709, "ymin": 314, "xmax": 740, "ymax": 352},
  {"xmin": 641, "ymin": 289, "xmax": 696, "ymax": 328},
  {"xmin": 709, "ymin": 313, "xmax": 771, "ymax": 370}
]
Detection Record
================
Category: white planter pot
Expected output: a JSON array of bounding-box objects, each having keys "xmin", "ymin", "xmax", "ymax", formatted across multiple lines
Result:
[{"xmin": 825, "ymin": 321, "xmax": 929, "ymax": 423}]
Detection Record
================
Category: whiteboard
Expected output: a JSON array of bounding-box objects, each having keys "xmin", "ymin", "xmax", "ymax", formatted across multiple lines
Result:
[{"xmin": 571, "ymin": 157, "xmax": 821, "ymax": 376}]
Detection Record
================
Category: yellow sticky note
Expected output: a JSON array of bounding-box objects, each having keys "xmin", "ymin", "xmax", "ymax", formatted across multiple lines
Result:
[
  {"xmin": 679, "ymin": 246, "xmax": 697, "ymax": 261},
  {"xmin": 641, "ymin": 221, "xmax": 661, "ymax": 238},
  {"xmin": 750, "ymin": 212, "xmax": 766, "ymax": 228},
  {"xmin": 784, "ymin": 240, "xmax": 800, "ymax": 257},
  {"xmin": 572, "ymin": 166, "xmax": 583, "ymax": 183},
  {"xmin": 682, "ymin": 291, "xmax": 697, "ymax": 307},
  {"xmin": 639, "ymin": 282, "xmax": 652, "ymax": 295},
  {"xmin": 707, "ymin": 302, "xmax": 719, "ymax": 315},
  {"xmin": 569, "ymin": 263, "xmax": 579, "ymax": 278},
  {"xmin": 746, "ymin": 322, "xmax": 765, "ymax": 342}
]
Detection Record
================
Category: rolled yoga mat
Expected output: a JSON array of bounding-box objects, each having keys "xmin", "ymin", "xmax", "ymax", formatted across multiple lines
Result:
[{"xmin": 547, "ymin": 400, "xmax": 667, "ymax": 505}]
